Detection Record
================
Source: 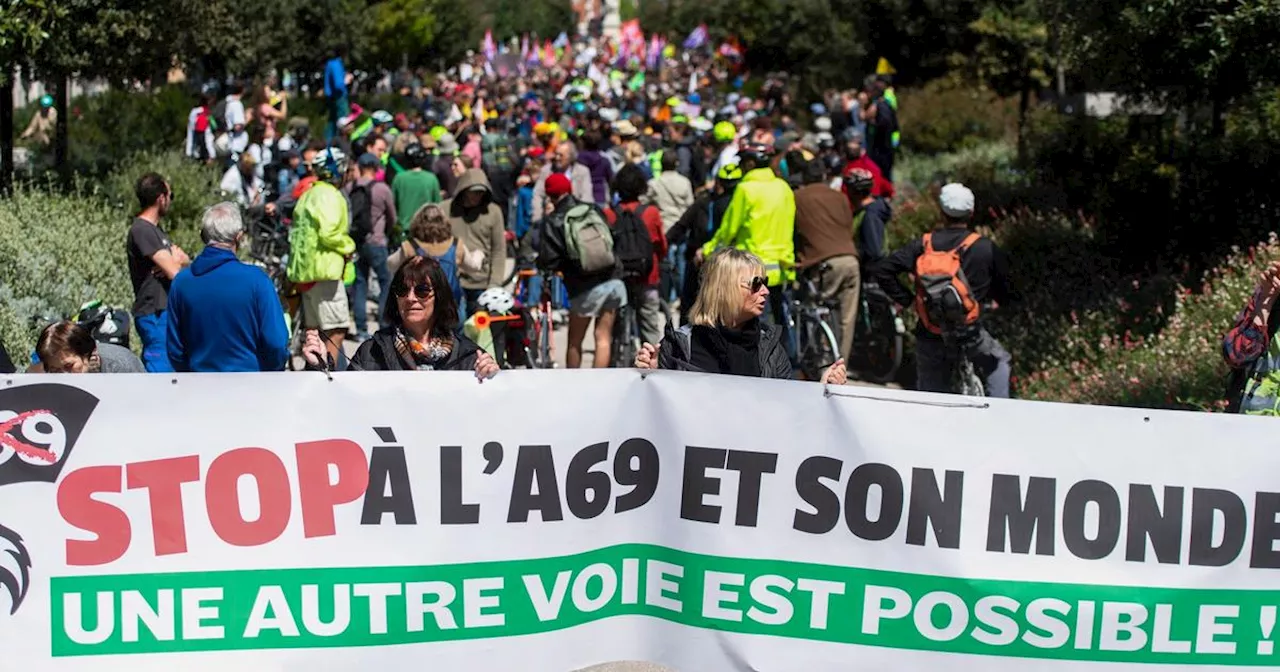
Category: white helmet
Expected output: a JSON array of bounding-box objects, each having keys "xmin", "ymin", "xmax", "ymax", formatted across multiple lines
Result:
[
  {"xmin": 311, "ymin": 147, "xmax": 347, "ymax": 180},
  {"xmin": 477, "ymin": 288, "xmax": 515, "ymax": 315}
]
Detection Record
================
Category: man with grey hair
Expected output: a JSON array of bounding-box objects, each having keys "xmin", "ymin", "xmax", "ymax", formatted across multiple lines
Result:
[{"xmin": 165, "ymin": 202, "xmax": 290, "ymax": 372}]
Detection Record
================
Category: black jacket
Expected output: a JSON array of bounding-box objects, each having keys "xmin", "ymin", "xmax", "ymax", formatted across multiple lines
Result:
[
  {"xmin": 871, "ymin": 226, "xmax": 1013, "ymax": 333},
  {"xmin": 657, "ymin": 321, "xmax": 792, "ymax": 379},
  {"xmin": 667, "ymin": 191, "xmax": 734, "ymax": 261},
  {"xmin": 312, "ymin": 328, "xmax": 482, "ymax": 372},
  {"xmin": 537, "ymin": 195, "xmax": 619, "ymax": 298}
]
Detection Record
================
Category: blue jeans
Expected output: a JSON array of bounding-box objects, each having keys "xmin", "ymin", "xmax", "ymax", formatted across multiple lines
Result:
[
  {"xmin": 461, "ymin": 287, "xmax": 485, "ymax": 318},
  {"xmin": 353, "ymin": 242, "xmax": 391, "ymax": 337},
  {"xmin": 325, "ymin": 95, "xmax": 349, "ymax": 142},
  {"xmin": 524, "ymin": 274, "xmax": 567, "ymax": 309},
  {"xmin": 667, "ymin": 243, "xmax": 687, "ymax": 303},
  {"xmin": 135, "ymin": 311, "xmax": 173, "ymax": 373}
]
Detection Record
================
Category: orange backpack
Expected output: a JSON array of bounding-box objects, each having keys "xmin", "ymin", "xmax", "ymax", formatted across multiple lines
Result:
[{"xmin": 914, "ymin": 232, "xmax": 983, "ymax": 335}]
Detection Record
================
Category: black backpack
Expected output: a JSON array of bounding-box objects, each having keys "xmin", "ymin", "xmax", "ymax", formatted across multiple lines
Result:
[
  {"xmin": 348, "ymin": 182, "xmax": 374, "ymax": 244},
  {"xmin": 613, "ymin": 205, "xmax": 655, "ymax": 281}
]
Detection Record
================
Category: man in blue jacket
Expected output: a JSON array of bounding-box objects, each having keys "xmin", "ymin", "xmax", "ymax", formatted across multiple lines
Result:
[
  {"xmin": 166, "ymin": 202, "xmax": 290, "ymax": 372},
  {"xmin": 324, "ymin": 47, "xmax": 350, "ymax": 141}
]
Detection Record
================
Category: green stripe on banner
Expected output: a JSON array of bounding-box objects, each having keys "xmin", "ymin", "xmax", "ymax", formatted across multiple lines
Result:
[{"xmin": 50, "ymin": 544, "xmax": 1280, "ymax": 665}]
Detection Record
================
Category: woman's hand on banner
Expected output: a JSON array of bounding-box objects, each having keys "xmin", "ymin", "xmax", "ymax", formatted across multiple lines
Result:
[
  {"xmin": 301, "ymin": 330, "xmax": 326, "ymax": 368},
  {"xmin": 475, "ymin": 351, "xmax": 500, "ymax": 382},
  {"xmin": 821, "ymin": 358, "xmax": 848, "ymax": 386},
  {"xmin": 635, "ymin": 343, "xmax": 658, "ymax": 370}
]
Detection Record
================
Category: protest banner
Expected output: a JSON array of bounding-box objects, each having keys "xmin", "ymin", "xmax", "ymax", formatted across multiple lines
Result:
[{"xmin": 0, "ymin": 370, "xmax": 1277, "ymax": 670}]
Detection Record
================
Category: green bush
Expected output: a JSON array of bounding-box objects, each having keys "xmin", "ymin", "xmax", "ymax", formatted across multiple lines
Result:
[
  {"xmin": 0, "ymin": 150, "xmax": 221, "ymax": 362},
  {"xmin": 896, "ymin": 78, "xmax": 1017, "ymax": 155},
  {"xmin": 1016, "ymin": 234, "xmax": 1278, "ymax": 410},
  {"xmin": 97, "ymin": 150, "xmax": 224, "ymax": 253}
]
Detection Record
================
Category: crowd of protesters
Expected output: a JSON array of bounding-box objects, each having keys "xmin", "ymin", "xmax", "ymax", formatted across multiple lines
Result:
[{"xmin": 7, "ymin": 28, "xmax": 1039, "ymax": 397}]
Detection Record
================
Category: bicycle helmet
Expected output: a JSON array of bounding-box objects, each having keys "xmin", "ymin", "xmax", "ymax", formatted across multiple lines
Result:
[
  {"xmin": 713, "ymin": 121, "xmax": 737, "ymax": 144},
  {"xmin": 737, "ymin": 141, "xmax": 775, "ymax": 168},
  {"xmin": 371, "ymin": 110, "xmax": 394, "ymax": 125},
  {"xmin": 477, "ymin": 288, "xmax": 516, "ymax": 315},
  {"xmin": 312, "ymin": 147, "xmax": 348, "ymax": 181},
  {"xmin": 403, "ymin": 142, "xmax": 428, "ymax": 169},
  {"xmin": 817, "ymin": 132, "xmax": 836, "ymax": 151},
  {"xmin": 822, "ymin": 153, "xmax": 844, "ymax": 177},
  {"xmin": 844, "ymin": 167, "xmax": 875, "ymax": 195},
  {"xmin": 717, "ymin": 162, "xmax": 743, "ymax": 182},
  {"xmin": 39, "ymin": 94, "xmax": 54, "ymax": 109}
]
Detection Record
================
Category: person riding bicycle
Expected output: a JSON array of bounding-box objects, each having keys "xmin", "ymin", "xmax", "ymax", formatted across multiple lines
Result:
[
  {"xmin": 794, "ymin": 160, "xmax": 860, "ymax": 361},
  {"xmin": 871, "ymin": 183, "xmax": 1013, "ymax": 397},
  {"xmin": 845, "ymin": 168, "xmax": 892, "ymax": 278},
  {"xmin": 698, "ymin": 142, "xmax": 796, "ymax": 347},
  {"xmin": 289, "ymin": 147, "xmax": 356, "ymax": 367},
  {"xmin": 604, "ymin": 164, "xmax": 667, "ymax": 346},
  {"xmin": 538, "ymin": 173, "xmax": 627, "ymax": 368}
]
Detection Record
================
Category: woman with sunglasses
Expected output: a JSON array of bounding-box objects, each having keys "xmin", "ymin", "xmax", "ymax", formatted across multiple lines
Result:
[
  {"xmin": 634, "ymin": 248, "xmax": 848, "ymax": 384},
  {"xmin": 303, "ymin": 256, "xmax": 499, "ymax": 381}
]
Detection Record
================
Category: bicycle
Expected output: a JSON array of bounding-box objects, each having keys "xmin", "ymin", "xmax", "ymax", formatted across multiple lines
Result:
[
  {"xmin": 850, "ymin": 281, "xmax": 905, "ymax": 384},
  {"xmin": 788, "ymin": 263, "xmax": 842, "ymax": 381},
  {"xmin": 246, "ymin": 210, "xmax": 290, "ymax": 296},
  {"xmin": 244, "ymin": 212, "xmax": 308, "ymax": 370},
  {"xmin": 943, "ymin": 326, "xmax": 987, "ymax": 397},
  {"xmin": 610, "ymin": 283, "xmax": 642, "ymax": 370},
  {"xmin": 512, "ymin": 269, "xmax": 556, "ymax": 369}
]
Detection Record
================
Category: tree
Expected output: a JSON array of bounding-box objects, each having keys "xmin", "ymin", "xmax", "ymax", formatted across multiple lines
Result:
[
  {"xmin": 0, "ymin": 0, "xmax": 63, "ymax": 193},
  {"xmin": 369, "ymin": 0, "xmax": 440, "ymax": 71},
  {"xmin": 1055, "ymin": 0, "xmax": 1280, "ymax": 134},
  {"xmin": 966, "ymin": 0, "xmax": 1050, "ymax": 154},
  {"xmin": 488, "ymin": 0, "xmax": 576, "ymax": 43}
]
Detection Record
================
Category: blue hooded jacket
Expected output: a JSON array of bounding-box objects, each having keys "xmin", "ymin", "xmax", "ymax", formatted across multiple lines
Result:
[
  {"xmin": 166, "ymin": 246, "xmax": 289, "ymax": 372},
  {"xmin": 324, "ymin": 57, "xmax": 347, "ymax": 99}
]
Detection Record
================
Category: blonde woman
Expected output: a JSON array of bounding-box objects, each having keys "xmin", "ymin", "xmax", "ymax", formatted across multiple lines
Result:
[{"xmin": 635, "ymin": 248, "xmax": 847, "ymax": 383}]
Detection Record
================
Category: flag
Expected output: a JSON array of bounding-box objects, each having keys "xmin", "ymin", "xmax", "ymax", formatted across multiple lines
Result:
[
  {"xmin": 482, "ymin": 30, "xmax": 496, "ymax": 61},
  {"xmin": 542, "ymin": 40, "xmax": 556, "ymax": 67},
  {"xmin": 683, "ymin": 24, "xmax": 708, "ymax": 50},
  {"xmin": 876, "ymin": 57, "xmax": 897, "ymax": 76},
  {"xmin": 718, "ymin": 38, "xmax": 741, "ymax": 60},
  {"xmin": 521, "ymin": 34, "xmax": 529, "ymax": 61},
  {"xmin": 554, "ymin": 32, "xmax": 569, "ymax": 49},
  {"xmin": 646, "ymin": 35, "xmax": 663, "ymax": 70}
]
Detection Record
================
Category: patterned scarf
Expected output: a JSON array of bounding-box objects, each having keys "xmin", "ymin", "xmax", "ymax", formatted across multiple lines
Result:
[{"xmin": 394, "ymin": 328, "xmax": 454, "ymax": 371}]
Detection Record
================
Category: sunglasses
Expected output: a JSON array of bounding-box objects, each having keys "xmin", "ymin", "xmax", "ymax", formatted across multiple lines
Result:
[
  {"xmin": 741, "ymin": 276, "xmax": 768, "ymax": 293},
  {"xmin": 393, "ymin": 283, "xmax": 434, "ymax": 299}
]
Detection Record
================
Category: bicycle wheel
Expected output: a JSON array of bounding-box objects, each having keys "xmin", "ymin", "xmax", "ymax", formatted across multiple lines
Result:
[
  {"xmin": 611, "ymin": 307, "xmax": 638, "ymax": 369},
  {"xmin": 526, "ymin": 306, "xmax": 554, "ymax": 369},
  {"xmin": 955, "ymin": 355, "xmax": 987, "ymax": 397},
  {"xmin": 285, "ymin": 302, "xmax": 304, "ymax": 371},
  {"xmin": 798, "ymin": 311, "xmax": 840, "ymax": 381},
  {"xmin": 855, "ymin": 293, "xmax": 904, "ymax": 384}
]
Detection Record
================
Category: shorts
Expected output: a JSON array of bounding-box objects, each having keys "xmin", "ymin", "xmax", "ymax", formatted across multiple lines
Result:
[
  {"xmin": 569, "ymin": 279, "xmax": 627, "ymax": 318},
  {"xmin": 302, "ymin": 280, "xmax": 352, "ymax": 331}
]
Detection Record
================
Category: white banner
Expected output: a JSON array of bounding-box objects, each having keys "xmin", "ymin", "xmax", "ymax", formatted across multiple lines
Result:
[{"xmin": 0, "ymin": 370, "xmax": 1278, "ymax": 670}]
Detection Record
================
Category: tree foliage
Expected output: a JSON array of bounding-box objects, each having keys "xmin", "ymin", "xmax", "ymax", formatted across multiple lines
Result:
[
  {"xmin": 488, "ymin": 0, "xmax": 576, "ymax": 42},
  {"xmin": 1056, "ymin": 0, "xmax": 1280, "ymax": 109}
]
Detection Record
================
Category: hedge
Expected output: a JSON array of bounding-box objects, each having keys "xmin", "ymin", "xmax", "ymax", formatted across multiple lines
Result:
[{"xmin": 0, "ymin": 151, "xmax": 222, "ymax": 363}]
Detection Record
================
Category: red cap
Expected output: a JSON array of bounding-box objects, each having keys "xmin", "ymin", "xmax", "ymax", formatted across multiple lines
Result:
[
  {"xmin": 527, "ymin": 146, "xmax": 545, "ymax": 159},
  {"xmin": 546, "ymin": 173, "xmax": 573, "ymax": 198}
]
